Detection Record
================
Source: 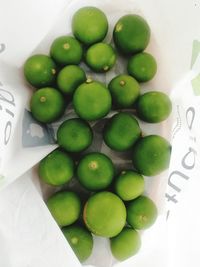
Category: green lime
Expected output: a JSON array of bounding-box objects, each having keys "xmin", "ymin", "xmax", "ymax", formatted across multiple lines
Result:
[
  {"xmin": 39, "ymin": 149, "xmax": 74, "ymax": 186},
  {"xmin": 24, "ymin": 54, "xmax": 57, "ymax": 88},
  {"xmin": 115, "ymin": 170, "xmax": 144, "ymax": 201},
  {"xmin": 127, "ymin": 195, "xmax": 158, "ymax": 230},
  {"xmin": 30, "ymin": 87, "xmax": 65, "ymax": 123},
  {"xmin": 137, "ymin": 91, "xmax": 172, "ymax": 123},
  {"xmin": 128, "ymin": 52, "xmax": 157, "ymax": 82},
  {"xmin": 108, "ymin": 74, "xmax": 140, "ymax": 108},
  {"xmin": 47, "ymin": 191, "xmax": 81, "ymax": 227},
  {"xmin": 132, "ymin": 135, "xmax": 171, "ymax": 176},
  {"xmin": 110, "ymin": 227, "xmax": 141, "ymax": 261},
  {"xmin": 85, "ymin": 43, "xmax": 116, "ymax": 72},
  {"xmin": 103, "ymin": 112, "xmax": 141, "ymax": 151},
  {"xmin": 77, "ymin": 152, "xmax": 115, "ymax": 191},
  {"xmin": 50, "ymin": 36, "xmax": 83, "ymax": 66},
  {"xmin": 73, "ymin": 79, "xmax": 112, "ymax": 121},
  {"xmin": 57, "ymin": 118, "xmax": 93, "ymax": 153},
  {"xmin": 72, "ymin": 7, "xmax": 108, "ymax": 46},
  {"xmin": 113, "ymin": 15, "xmax": 150, "ymax": 55},
  {"xmin": 62, "ymin": 225, "xmax": 93, "ymax": 262},
  {"xmin": 83, "ymin": 191, "xmax": 126, "ymax": 237},
  {"xmin": 57, "ymin": 65, "xmax": 86, "ymax": 96}
]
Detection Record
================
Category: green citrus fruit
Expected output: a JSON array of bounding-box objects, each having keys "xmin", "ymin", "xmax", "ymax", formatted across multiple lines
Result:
[
  {"xmin": 57, "ymin": 118, "xmax": 93, "ymax": 153},
  {"xmin": 108, "ymin": 74, "xmax": 140, "ymax": 108},
  {"xmin": 72, "ymin": 6, "xmax": 108, "ymax": 46},
  {"xmin": 113, "ymin": 14, "xmax": 150, "ymax": 55},
  {"xmin": 39, "ymin": 149, "xmax": 74, "ymax": 186},
  {"xmin": 47, "ymin": 191, "xmax": 81, "ymax": 227},
  {"xmin": 132, "ymin": 135, "xmax": 171, "ymax": 176},
  {"xmin": 30, "ymin": 87, "xmax": 65, "ymax": 123},
  {"xmin": 77, "ymin": 152, "xmax": 115, "ymax": 191},
  {"xmin": 83, "ymin": 191, "xmax": 126, "ymax": 237},
  {"xmin": 127, "ymin": 195, "xmax": 158, "ymax": 230}
]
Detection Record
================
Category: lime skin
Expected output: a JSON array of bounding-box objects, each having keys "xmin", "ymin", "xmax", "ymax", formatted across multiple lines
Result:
[
  {"xmin": 57, "ymin": 118, "xmax": 93, "ymax": 153},
  {"xmin": 85, "ymin": 43, "xmax": 116, "ymax": 72},
  {"xmin": 50, "ymin": 36, "xmax": 83, "ymax": 66},
  {"xmin": 57, "ymin": 65, "xmax": 86, "ymax": 96},
  {"xmin": 115, "ymin": 170, "xmax": 145, "ymax": 201},
  {"xmin": 62, "ymin": 225, "xmax": 93, "ymax": 262},
  {"xmin": 39, "ymin": 149, "xmax": 74, "ymax": 186},
  {"xmin": 103, "ymin": 112, "xmax": 141, "ymax": 151},
  {"xmin": 24, "ymin": 54, "xmax": 57, "ymax": 88},
  {"xmin": 128, "ymin": 52, "xmax": 157, "ymax": 82},
  {"xmin": 132, "ymin": 135, "xmax": 171, "ymax": 176},
  {"xmin": 137, "ymin": 91, "xmax": 172, "ymax": 123},
  {"xmin": 127, "ymin": 195, "xmax": 158, "ymax": 230},
  {"xmin": 73, "ymin": 79, "xmax": 112, "ymax": 121},
  {"xmin": 77, "ymin": 152, "xmax": 115, "ymax": 191},
  {"xmin": 108, "ymin": 74, "xmax": 140, "ymax": 108},
  {"xmin": 72, "ymin": 6, "xmax": 108, "ymax": 46},
  {"xmin": 83, "ymin": 191, "xmax": 126, "ymax": 238},
  {"xmin": 113, "ymin": 14, "xmax": 150, "ymax": 55},
  {"xmin": 47, "ymin": 191, "xmax": 81, "ymax": 227},
  {"xmin": 30, "ymin": 87, "xmax": 65, "ymax": 123},
  {"xmin": 110, "ymin": 227, "xmax": 141, "ymax": 261}
]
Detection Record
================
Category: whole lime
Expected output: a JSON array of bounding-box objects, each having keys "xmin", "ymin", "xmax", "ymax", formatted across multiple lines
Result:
[
  {"xmin": 30, "ymin": 87, "xmax": 65, "ymax": 123},
  {"xmin": 137, "ymin": 91, "xmax": 172, "ymax": 123},
  {"xmin": 108, "ymin": 74, "xmax": 140, "ymax": 108},
  {"xmin": 57, "ymin": 118, "xmax": 93, "ymax": 153},
  {"xmin": 24, "ymin": 54, "xmax": 57, "ymax": 88},
  {"xmin": 113, "ymin": 14, "xmax": 150, "ymax": 55},
  {"xmin": 132, "ymin": 135, "xmax": 171, "ymax": 176},
  {"xmin": 83, "ymin": 191, "xmax": 126, "ymax": 237},
  {"xmin": 127, "ymin": 195, "xmax": 158, "ymax": 230},
  {"xmin": 103, "ymin": 112, "xmax": 141, "ymax": 151},
  {"xmin": 77, "ymin": 152, "xmax": 115, "ymax": 191},
  {"xmin": 73, "ymin": 79, "xmax": 112, "ymax": 121},
  {"xmin": 50, "ymin": 36, "xmax": 83, "ymax": 66},
  {"xmin": 62, "ymin": 225, "xmax": 93, "ymax": 262},
  {"xmin": 39, "ymin": 149, "xmax": 74, "ymax": 186},
  {"xmin": 85, "ymin": 43, "xmax": 116, "ymax": 72},
  {"xmin": 47, "ymin": 191, "xmax": 81, "ymax": 227},
  {"xmin": 110, "ymin": 227, "xmax": 141, "ymax": 261},
  {"xmin": 72, "ymin": 6, "xmax": 108, "ymax": 46},
  {"xmin": 57, "ymin": 65, "xmax": 86, "ymax": 96},
  {"xmin": 128, "ymin": 52, "xmax": 157, "ymax": 82},
  {"xmin": 115, "ymin": 170, "xmax": 144, "ymax": 201}
]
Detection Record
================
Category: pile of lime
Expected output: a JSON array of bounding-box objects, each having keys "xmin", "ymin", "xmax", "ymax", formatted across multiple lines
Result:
[{"xmin": 24, "ymin": 6, "xmax": 172, "ymax": 263}]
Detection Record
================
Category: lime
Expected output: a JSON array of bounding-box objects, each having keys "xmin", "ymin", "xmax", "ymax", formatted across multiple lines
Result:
[
  {"xmin": 73, "ymin": 79, "xmax": 112, "ymax": 121},
  {"xmin": 113, "ymin": 14, "xmax": 150, "ymax": 55},
  {"xmin": 24, "ymin": 54, "xmax": 57, "ymax": 88},
  {"xmin": 108, "ymin": 74, "xmax": 140, "ymax": 108},
  {"xmin": 30, "ymin": 87, "xmax": 65, "ymax": 123},
  {"xmin": 110, "ymin": 227, "xmax": 141, "ymax": 261},
  {"xmin": 128, "ymin": 52, "xmax": 157, "ymax": 82},
  {"xmin": 137, "ymin": 91, "xmax": 172, "ymax": 123},
  {"xmin": 127, "ymin": 195, "xmax": 158, "ymax": 230},
  {"xmin": 47, "ymin": 191, "xmax": 81, "ymax": 227},
  {"xmin": 39, "ymin": 149, "xmax": 74, "ymax": 186},
  {"xmin": 50, "ymin": 36, "xmax": 83, "ymax": 66},
  {"xmin": 85, "ymin": 43, "xmax": 116, "ymax": 72},
  {"xmin": 57, "ymin": 118, "xmax": 93, "ymax": 153},
  {"xmin": 132, "ymin": 135, "xmax": 171, "ymax": 176},
  {"xmin": 115, "ymin": 170, "xmax": 144, "ymax": 201},
  {"xmin": 57, "ymin": 65, "xmax": 86, "ymax": 96},
  {"xmin": 83, "ymin": 191, "xmax": 126, "ymax": 237},
  {"xmin": 77, "ymin": 152, "xmax": 115, "ymax": 191},
  {"xmin": 72, "ymin": 7, "xmax": 108, "ymax": 46},
  {"xmin": 103, "ymin": 112, "xmax": 141, "ymax": 151},
  {"xmin": 62, "ymin": 225, "xmax": 93, "ymax": 262}
]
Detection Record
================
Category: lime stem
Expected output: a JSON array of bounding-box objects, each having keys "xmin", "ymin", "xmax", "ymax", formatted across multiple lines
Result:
[
  {"xmin": 40, "ymin": 96, "xmax": 46, "ymax": 103},
  {"xmin": 89, "ymin": 161, "xmax": 98, "ymax": 170}
]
